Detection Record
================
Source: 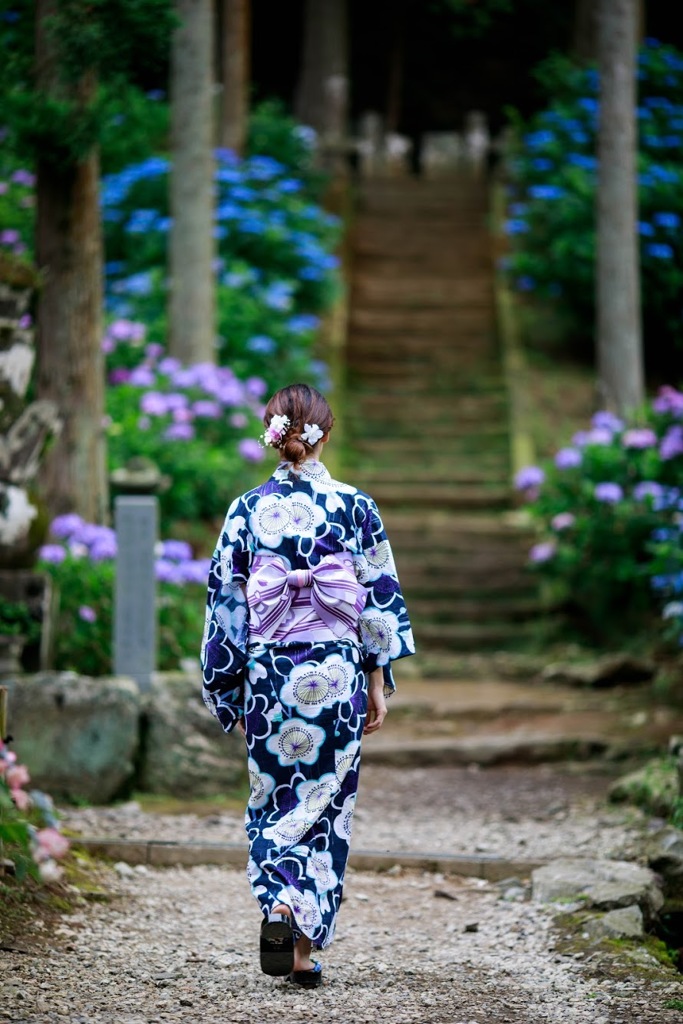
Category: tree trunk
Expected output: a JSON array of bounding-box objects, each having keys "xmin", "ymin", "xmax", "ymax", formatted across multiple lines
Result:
[
  {"xmin": 220, "ymin": 0, "xmax": 250, "ymax": 155},
  {"xmin": 572, "ymin": 0, "xmax": 599, "ymax": 61},
  {"xmin": 595, "ymin": 0, "xmax": 644, "ymax": 414},
  {"xmin": 295, "ymin": 0, "xmax": 349, "ymax": 157},
  {"xmin": 169, "ymin": 0, "xmax": 216, "ymax": 365},
  {"xmin": 34, "ymin": 0, "xmax": 107, "ymax": 523},
  {"xmin": 574, "ymin": 0, "xmax": 645, "ymax": 61}
]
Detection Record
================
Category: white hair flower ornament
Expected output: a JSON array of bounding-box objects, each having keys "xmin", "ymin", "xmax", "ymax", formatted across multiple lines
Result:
[
  {"xmin": 260, "ymin": 414, "xmax": 290, "ymax": 448},
  {"xmin": 301, "ymin": 423, "xmax": 324, "ymax": 446}
]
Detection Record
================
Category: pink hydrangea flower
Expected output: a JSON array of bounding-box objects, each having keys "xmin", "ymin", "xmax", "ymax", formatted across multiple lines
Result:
[
  {"xmin": 6, "ymin": 764, "xmax": 30, "ymax": 789},
  {"xmin": 35, "ymin": 827, "xmax": 70, "ymax": 861}
]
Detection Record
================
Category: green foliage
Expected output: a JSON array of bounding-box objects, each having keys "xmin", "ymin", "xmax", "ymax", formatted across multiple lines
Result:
[
  {"xmin": 0, "ymin": 595, "xmax": 40, "ymax": 642},
  {"xmin": 100, "ymin": 87, "xmax": 170, "ymax": 174},
  {"xmin": 0, "ymin": 0, "xmax": 174, "ymax": 164},
  {"xmin": 0, "ymin": 781, "xmax": 34, "ymax": 881},
  {"xmin": 434, "ymin": 0, "xmax": 513, "ymax": 36},
  {"xmin": 503, "ymin": 40, "xmax": 683, "ymax": 354},
  {"xmin": 248, "ymin": 99, "xmax": 322, "ymax": 187}
]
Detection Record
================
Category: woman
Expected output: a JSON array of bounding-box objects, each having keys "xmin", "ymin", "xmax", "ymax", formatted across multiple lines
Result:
[{"xmin": 201, "ymin": 383, "xmax": 414, "ymax": 988}]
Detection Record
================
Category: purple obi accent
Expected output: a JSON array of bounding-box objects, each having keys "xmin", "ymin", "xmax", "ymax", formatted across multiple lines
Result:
[{"xmin": 247, "ymin": 554, "xmax": 367, "ymax": 641}]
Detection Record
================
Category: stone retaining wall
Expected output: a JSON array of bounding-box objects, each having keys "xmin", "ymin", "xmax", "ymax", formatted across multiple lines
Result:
[{"xmin": 4, "ymin": 670, "xmax": 244, "ymax": 803}]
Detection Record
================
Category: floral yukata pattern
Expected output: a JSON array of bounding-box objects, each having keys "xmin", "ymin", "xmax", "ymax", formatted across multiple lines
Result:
[{"xmin": 201, "ymin": 460, "xmax": 414, "ymax": 948}]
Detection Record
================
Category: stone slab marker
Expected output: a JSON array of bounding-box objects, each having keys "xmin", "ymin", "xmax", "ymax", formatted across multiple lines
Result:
[{"xmin": 114, "ymin": 496, "xmax": 157, "ymax": 691}]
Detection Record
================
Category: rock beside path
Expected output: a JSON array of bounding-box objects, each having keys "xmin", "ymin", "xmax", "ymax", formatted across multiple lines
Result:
[{"xmin": 531, "ymin": 857, "xmax": 663, "ymax": 924}]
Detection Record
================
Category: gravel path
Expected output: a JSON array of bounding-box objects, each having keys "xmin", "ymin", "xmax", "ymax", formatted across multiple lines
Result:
[
  {"xmin": 3, "ymin": 765, "xmax": 682, "ymax": 1023},
  {"xmin": 61, "ymin": 764, "xmax": 648, "ymax": 863},
  {"xmin": 3, "ymin": 864, "xmax": 681, "ymax": 1024}
]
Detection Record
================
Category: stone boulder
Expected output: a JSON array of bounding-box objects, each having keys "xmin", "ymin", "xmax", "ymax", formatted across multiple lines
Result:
[
  {"xmin": 542, "ymin": 653, "xmax": 656, "ymax": 688},
  {"xmin": 609, "ymin": 759, "xmax": 679, "ymax": 817},
  {"xmin": 139, "ymin": 671, "xmax": 245, "ymax": 797},
  {"xmin": 532, "ymin": 857, "xmax": 663, "ymax": 925},
  {"xmin": 584, "ymin": 905, "xmax": 644, "ymax": 941},
  {"xmin": 648, "ymin": 827, "xmax": 683, "ymax": 912},
  {"xmin": 6, "ymin": 672, "xmax": 140, "ymax": 802}
]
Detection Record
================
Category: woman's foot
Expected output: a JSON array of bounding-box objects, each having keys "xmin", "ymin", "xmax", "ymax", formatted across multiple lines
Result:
[{"xmin": 260, "ymin": 907, "xmax": 294, "ymax": 977}]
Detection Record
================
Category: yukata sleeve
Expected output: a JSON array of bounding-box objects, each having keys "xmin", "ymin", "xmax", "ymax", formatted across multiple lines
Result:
[
  {"xmin": 200, "ymin": 496, "xmax": 253, "ymax": 734},
  {"xmin": 355, "ymin": 494, "xmax": 415, "ymax": 696}
]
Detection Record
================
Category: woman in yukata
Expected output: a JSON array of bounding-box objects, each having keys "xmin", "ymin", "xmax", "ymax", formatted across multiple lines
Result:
[{"xmin": 201, "ymin": 382, "xmax": 414, "ymax": 988}]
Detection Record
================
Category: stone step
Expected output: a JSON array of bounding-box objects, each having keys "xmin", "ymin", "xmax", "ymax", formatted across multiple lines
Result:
[
  {"xmin": 407, "ymin": 596, "xmax": 541, "ymax": 622},
  {"xmin": 351, "ymin": 277, "xmax": 493, "ymax": 309},
  {"xmin": 350, "ymin": 432, "xmax": 508, "ymax": 454},
  {"xmin": 346, "ymin": 357, "xmax": 502, "ymax": 380},
  {"xmin": 399, "ymin": 567, "xmax": 530, "ymax": 594},
  {"xmin": 346, "ymin": 419, "xmax": 508, "ymax": 441},
  {"xmin": 412, "ymin": 620, "xmax": 541, "ymax": 650},
  {"xmin": 368, "ymin": 482, "xmax": 510, "ymax": 510},
  {"xmin": 350, "ymin": 308, "xmax": 495, "ymax": 335},
  {"xmin": 353, "ymin": 465, "xmax": 508, "ymax": 486},
  {"xmin": 396, "ymin": 545, "xmax": 532, "ymax": 571},
  {"xmin": 354, "ymin": 400, "xmax": 507, "ymax": 426},
  {"xmin": 353, "ymin": 241, "xmax": 492, "ymax": 266},
  {"xmin": 347, "ymin": 338, "xmax": 498, "ymax": 360},
  {"xmin": 380, "ymin": 510, "xmax": 529, "ymax": 537}
]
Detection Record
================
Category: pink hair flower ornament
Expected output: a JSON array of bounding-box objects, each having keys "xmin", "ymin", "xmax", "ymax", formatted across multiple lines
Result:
[{"xmin": 260, "ymin": 414, "xmax": 290, "ymax": 448}]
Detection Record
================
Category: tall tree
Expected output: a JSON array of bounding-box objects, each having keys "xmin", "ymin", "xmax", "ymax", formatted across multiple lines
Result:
[
  {"xmin": 595, "ymin": 0, "xmax": 644, "ymax": 414},
  {"xmin": 34, "ymin": 1, "xmax": 106, "ymax": 522},
  {"xmin": 295, "ymin": 0, "xmax": 349, "ymax": 166},
  {"xmin": 169, "ymin": 0, "xmax": 216, "ymax": 365},
  {"xmin": 0, "ymin": 0, "xmax": 174, "ymax": 521},
  {"xmin": 220, "ymin": 0, "xmax": 250, "ymax": 156}
]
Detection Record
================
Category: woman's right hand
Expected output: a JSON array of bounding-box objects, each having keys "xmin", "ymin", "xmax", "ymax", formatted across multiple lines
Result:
[{"xmin": 364, "ymin": 669, "xmax": 387, "ymax": 734}]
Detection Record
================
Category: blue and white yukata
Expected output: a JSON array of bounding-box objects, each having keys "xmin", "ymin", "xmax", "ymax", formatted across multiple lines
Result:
[{"xmin": 201, "ymin": 459, "xmax": 415, "ymax": 949}]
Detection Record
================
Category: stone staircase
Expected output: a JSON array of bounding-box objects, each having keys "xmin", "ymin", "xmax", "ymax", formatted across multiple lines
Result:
[{"xmin": 343, "ymin": 175, "xmax": 540, "ymax": 664}]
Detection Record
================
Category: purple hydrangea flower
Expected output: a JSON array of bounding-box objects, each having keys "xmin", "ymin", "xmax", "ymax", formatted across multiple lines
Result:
[
  {"xmin": 50, "ymin": 514, "xmax": 85, "ymax": 539},
  {"xmin": 192, "ymin": 400, "xmax": 221, "ymax": 419},
  {"xmin": 622, "ymin": 428, "xmax": 657, "ymax": 449},
  {"xmin": 160, "ymin": 540, "xmax": 193, "ymax": 562},
  {"xmin": 652, "ymin": 386, "xmax": 683, "ymax": 416},
  {"xmin": 239, "ymin": 438, "xmax": 265, "ymax": 462},
  {"xmin": 592, "ymin": 410, "xmax": 624, "ymax": 433},
  {"xmin": 89, "ymin": 537, "xmax": 118, "ymax": 561},
  {"xmin": 529, "ymin": 541, "xmax": 556, "ymax": 563},
  {"xmin": 514, "ymin": 466, "xmax": 545, "ymax": 491},
  {"xmin": 109, "ymin": 368, "xmax": 131, "ymax": 385},
  {"xmin": 586, "ymin": 427, "xmax": 614, "ymax": 446},
  {"xmin": 231, "ymin": 412, "xmax": 248, "ymax": 428},
  {"xmin": 551, "ymin": 512, "xmax": 575, "ymax": 531},
  {"xmin": 155, "ymin": 559, "xmax": 183, "ymax": 584},
  {"xmin": 39, "ymin": 544, "xmax": 67, "ymax": 564},
  {"xmin": 594, "ymin": 482, "xmax": 623, "ymax": 503},
  {"xmin": 554, "ymin": 447, "xmax": 582, "ymax": 469},
  {"xmin": 164, "ymin": 423, "xmax": 195, "ymax": 441},
  {"xmin": 78, "ymin": 605, "xmax": 97, "ymax": 623},
  {"xmin": 633, "ymin": 481, "xmax": 664, "ymax": 501},
  {"xmin": 129, "ymin": 366, "xmax": 156, "ymax": 388},
  {"xmin": 140, "ymin": 392, "xmax": 169, "ymax": 416},
  {"xmin": 660, "ymin": 425, "xmax": 683, "ymax": 460}
]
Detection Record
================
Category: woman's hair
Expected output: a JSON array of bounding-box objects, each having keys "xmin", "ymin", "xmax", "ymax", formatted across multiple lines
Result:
[{"xmin": 263, "ymin": 383, "xmax": 334, "ymax": 465}]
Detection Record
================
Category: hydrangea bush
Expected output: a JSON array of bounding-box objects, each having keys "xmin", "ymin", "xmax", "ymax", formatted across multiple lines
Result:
[
  {"xmin": 504, "ymin": 39, "xmax": 683, "ymax": 352},
  {"xmin": 102, "ymin": 146, "xmax": 339, "ymax": 387},
  {"xmin": 39, "ymin": 515, "xmax": 209, "ymax": 676},
  {"xmin": 104, "ymin": 334, "xmax": 267, "ymax": 525},
  {"xmin": 516, "ymin": 387, "xmax": 683, "ymax": 644},
  {"xmin": 1, "ymin": 738, "xmax": 69, "ymax": 883}
]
